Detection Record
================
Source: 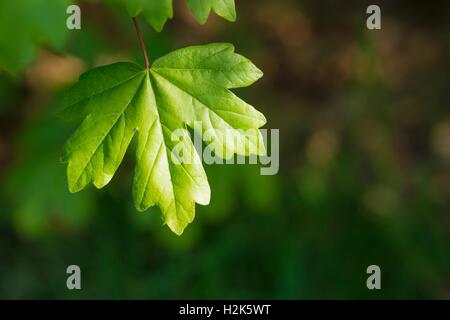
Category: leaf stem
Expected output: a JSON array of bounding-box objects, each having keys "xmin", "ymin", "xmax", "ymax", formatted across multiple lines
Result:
[{"xmin": 132, "ymin": 17, "xmax": 150, "ymax": 70}]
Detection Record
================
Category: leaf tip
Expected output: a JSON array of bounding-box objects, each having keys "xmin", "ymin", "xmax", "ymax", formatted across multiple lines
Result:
[{"xmin": 166, "ymin": 220, "xmax": 187, "ymax": 236}]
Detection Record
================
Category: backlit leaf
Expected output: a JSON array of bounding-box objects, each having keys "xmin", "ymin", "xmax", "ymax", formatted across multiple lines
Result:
[{"xmin": 60, "ymin": 43, "xmax": 265, "ymax": 235}]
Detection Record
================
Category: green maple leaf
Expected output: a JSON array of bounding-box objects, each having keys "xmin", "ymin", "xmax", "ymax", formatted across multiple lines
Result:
[
  {"xmin": 121, "ymin": 0, "xmax": 173, "ymax": 32},
  {"xmin": 60, "ymin": 43, "xmax": 266, "ymax": 235},
  {"xmin": 116, "ymin": 0, "xmax": 236, "ymax": 32},
  {"xmin": 187, "ymin": 0, "xmax": 236, "ymax": 24},
  {"xmin": 0, "ymin": 0, "xmax": 69, "ymax": 76}
]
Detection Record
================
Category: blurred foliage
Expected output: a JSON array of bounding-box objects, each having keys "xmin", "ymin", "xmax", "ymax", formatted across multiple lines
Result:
[
  {"xmin": 0, "ymin": 0, "xmax": 69, "ymax": 76},
  {"xmin": 5, "ymin": 112, "xmax": 94, "ymax": 237},
  {"xmin": 0, "ymin": 0, "xmax": 450, "ymax": 299}
]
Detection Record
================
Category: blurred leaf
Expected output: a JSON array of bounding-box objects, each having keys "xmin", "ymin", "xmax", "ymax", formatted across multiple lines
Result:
[
  {"xmin": 187, "ymin": 0, "xmax": 236, "ymax": 24},
  {"xmin": 0, "ymin": 0, "xmax": 69, "ymax": 76},
  {"xmin": 120, "ymin": 0, "xmax": 173, "ymax": 32},
  {"xmin": 112, "ymin": 0, "xmax": 236, "ymax": 31}
]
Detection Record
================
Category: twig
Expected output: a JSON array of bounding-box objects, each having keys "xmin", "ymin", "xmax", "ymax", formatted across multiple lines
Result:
[{"xmin": 132, "ymin": 17, "xmax": 150, "ymax": 69}]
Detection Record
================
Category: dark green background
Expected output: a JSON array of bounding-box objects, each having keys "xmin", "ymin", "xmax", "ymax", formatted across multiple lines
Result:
[{"xmin": 0, "ymin": 0, "xmax": 449, "ymax": 299}]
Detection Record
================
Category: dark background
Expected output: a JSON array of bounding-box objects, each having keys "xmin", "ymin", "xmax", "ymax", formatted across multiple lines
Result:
[{"xmin": 0, "ymin": 0, "xmax": 449, "ymax": 299}]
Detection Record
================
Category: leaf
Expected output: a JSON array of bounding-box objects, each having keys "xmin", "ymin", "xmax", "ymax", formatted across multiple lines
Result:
[
  {"xmin": 187, "ymin": 0, "xmax": 236, "ymax": 24},
  {"xmin": 0, "ymin": 0, "xmax": 69, "ymax": 76},
  {"xmin": 60, "ymin": 43, "xmax": 266, "ymax": 235},
  {"xmin": 113, "ymin": 0, "xmax": 236, "ymax": 32},
  {"xmin": 121, "ymin": 0, "xmax": 173, "ymax": 32}
]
